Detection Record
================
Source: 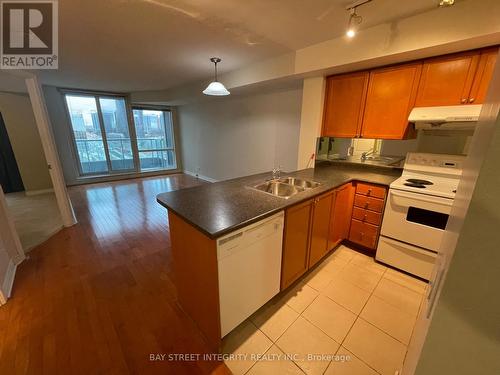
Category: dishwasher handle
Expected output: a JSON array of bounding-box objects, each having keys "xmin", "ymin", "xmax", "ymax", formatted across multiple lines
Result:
[
  {"xmin": 217, "ymin": 213, "xmax": 284, "ymax": 260},
  {"xmin": 218, "ymin": 232, "xmax": 243, "ymax": 247}
]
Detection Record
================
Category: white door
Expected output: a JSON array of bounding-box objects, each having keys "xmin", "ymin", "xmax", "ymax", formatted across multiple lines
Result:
[
  {"xmin": 0, "ymin": 238, "xmax": 13, "ymax": 304},
  {"xmin": 0, "ymin": 186, "xmax": 24, "ymax": 304}
]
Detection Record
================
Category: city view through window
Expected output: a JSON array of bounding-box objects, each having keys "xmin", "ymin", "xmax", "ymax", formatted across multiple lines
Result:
[{"xmin": 65, "ymin": 94, "xmax": 176, "ymax": 175}]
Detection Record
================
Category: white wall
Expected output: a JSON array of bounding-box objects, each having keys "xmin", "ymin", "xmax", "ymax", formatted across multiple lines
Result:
[
  {"xmin": 297, "ymin": 77, "xmax": 325, "ymax": 169},
  {"xmin": 178, "ymin": 87, "xmax": 302, "ymax": 181},
  {"xmin": 0, "ymin": 92, "xmax": 52, "ymax": 192}
]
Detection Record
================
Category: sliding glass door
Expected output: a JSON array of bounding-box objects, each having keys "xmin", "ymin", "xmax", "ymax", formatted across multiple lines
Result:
[
  {"xmin": 98, "ymin": 97, "xmax": 134, "ymax": 171},
  {"xmin": 65, "ymin": 93, "xmax": 177, "ymax": 177},
  {"xmin": 65, "ymin": 95, "xmax": 110, "ymax": 174},
  {"xmin": 132, "ymin": 108, "xmax": 177, "ymax": 171}
]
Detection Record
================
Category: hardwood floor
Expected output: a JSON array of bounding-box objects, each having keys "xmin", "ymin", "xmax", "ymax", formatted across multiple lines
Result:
[{"xmin": 0, "ymin": 174, "xmax": 232, "ymax": 375}]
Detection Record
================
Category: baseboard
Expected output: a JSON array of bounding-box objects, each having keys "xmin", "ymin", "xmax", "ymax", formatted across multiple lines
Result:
[
  {"xmin": 183, "ymin": 170, "xmax": 218, "ymax": 183},
  {"xmin": 25, "ymin": 188, "xmax": 54, "ymax": 196},
  {"xmin": 1, "ymin": 260, "xmax": 17, "ymax": 304}
]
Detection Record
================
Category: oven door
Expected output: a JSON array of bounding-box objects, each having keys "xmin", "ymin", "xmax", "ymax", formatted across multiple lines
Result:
[{"xmin": 380, "ymin": 189, "xmax": 453, "ymax": 251}]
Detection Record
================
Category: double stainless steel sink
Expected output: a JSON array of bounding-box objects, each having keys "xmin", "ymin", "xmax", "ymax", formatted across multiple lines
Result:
[{"xmin": 250, "ymin": 177, "xmax": 321, "ymax": 199}]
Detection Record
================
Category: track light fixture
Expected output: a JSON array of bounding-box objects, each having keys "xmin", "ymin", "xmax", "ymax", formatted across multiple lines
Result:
[{"xmin": 345, "ymin": 0, "xmax": 372, "ymax": 38}]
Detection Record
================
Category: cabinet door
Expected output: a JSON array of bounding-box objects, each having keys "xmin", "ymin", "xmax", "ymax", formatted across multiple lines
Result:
[
  {"xmin": 415, "ymin": 51, "xmax": 480, "ymax": 107},
  {"xmin": 361, "ymin": 63, "xmax": 422, "ymax": 139},
  {"xmin": 281, "ymin": 200, "xmax": 312, "ymax": 290},
  {"xmin": 309, "ymin": 192, "xmax": 335, "ymax": 268},
  {"xmin": 322, "ymin": 72, "xmax": 369, "ymax": 138},
  {"xmin": 469, "ymin": 47, "xmax": 498, "ymax": 104},
  {"xmin": 328, "ymin": 183, "xmax": 355, "ymax": 250}
]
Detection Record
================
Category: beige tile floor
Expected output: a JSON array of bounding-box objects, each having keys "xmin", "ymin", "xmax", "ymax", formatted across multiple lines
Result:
[
  {"xmin": 5, "ymin": 191, "xmax": 63, "ymax": 251},
  {"xmin": 222, "ymin": 245, "xmax": 428, "ymax": 375}
]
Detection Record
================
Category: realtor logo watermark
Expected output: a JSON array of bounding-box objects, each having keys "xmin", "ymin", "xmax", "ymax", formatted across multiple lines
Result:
[{"xmin": 1, "ymin": 0, "xmax": 58, "ymax": 69}]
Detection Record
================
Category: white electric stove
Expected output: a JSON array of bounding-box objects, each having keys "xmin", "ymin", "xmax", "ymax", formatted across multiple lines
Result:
[{"xmin": 376, "ymin": 153, "xmax": 466, "ymax": 280}]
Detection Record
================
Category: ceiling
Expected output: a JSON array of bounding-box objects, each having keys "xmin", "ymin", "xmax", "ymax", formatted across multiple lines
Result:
[{"xmin": 29, "ymin": 0, "xmax": 441, "ymax": 92}]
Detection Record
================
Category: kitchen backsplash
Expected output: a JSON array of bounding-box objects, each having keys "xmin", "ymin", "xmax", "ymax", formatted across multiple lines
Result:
[{"xmin": 317, "ymin": 130, "xmax": 472, "ymax": 161}]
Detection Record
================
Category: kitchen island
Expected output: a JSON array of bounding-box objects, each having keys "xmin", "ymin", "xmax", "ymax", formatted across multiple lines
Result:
[{"xmin": 157, "ymin": 163, "xmax": 401, "ymax": 350}]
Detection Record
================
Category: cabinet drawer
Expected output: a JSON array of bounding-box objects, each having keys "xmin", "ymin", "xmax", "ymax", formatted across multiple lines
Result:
[
  {"xmin": 354, "ymin": 194, "xmax": 385, "ymax": 213},
  {"xmin": 352, "ymin": 207, "xmax": 382, "ymax": 226},
  {"xmin": 349, "ymin": 219, "xmax": 379, "ymax": 249},
  {"xmin": 356, "ymin": 183, "xmax": 386, "ymax": 199}
]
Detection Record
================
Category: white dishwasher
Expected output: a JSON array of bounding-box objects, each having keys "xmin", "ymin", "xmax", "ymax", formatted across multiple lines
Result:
[{"xmin": 217, "ymin": 211, "xmax": 284, "ymax": 337}]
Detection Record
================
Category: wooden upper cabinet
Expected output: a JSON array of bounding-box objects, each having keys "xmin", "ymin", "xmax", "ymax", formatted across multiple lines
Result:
[
  {"xmin": 415, "ymin": 51, "xmax": 480, "ymax": 107},
  {"xmin": 469, "ymin": 47, "xmax": 498, "ymax": 104},
  {"xmin": 308, "ymin": 191, "xmax": 334, "ymax": 268},
  {"xmin": 281, "ymin": 200, "xmax": 312, "ymax": 290},
  {"xmin": 328, "ymin": 183, "xmax": 355, "ymax": 250},
  {"xmin": 322, "ymin": 72, "xmax": 369, "ymax": 138},
  {"xmin": 361, "ymin": 62, "xmax": 422, "ymax": 139}
]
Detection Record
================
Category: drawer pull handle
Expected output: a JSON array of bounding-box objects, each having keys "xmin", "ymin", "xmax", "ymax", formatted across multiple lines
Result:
[
  {"xmin": 364, "ymin": 203, "xmax": 369, "ymax": 209},
  {"xmin": 367, "ymin": 189, "xmax": 372, "ymax": 196},
  {"xmin": 469, "ymin": 98, "xmax": 475, "ymax": 103},
  {"xmin": 363, "ymin": 214, "xmax": 367, "ymax": 221}
]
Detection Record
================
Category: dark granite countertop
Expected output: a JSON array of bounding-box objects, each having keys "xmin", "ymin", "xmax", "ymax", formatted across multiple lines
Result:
[{"xmin": 157, "ymin": 162, "xmax": 401, "ymax": 239}]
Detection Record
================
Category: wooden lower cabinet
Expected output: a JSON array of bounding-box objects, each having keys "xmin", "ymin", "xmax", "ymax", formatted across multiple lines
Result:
[
  {"xmin": 349, "ymin": 219, "xmax": 379, "ymax": 250},
  {"xmin": 349, "ymin": 182, "xmax": 387, "ymax": 251},
  {"xmin": 281, "ymin": 199, "xmax": 313, "ymax": 290},
  {"xmin": 309, "ymin": 191, "xmax": 335, "ymax": 268},
  {"xmin": 169, "ymin": 212, "xmax": 221, "ymax": 350},
  {"xmin": 281, "ymin": 182, "xmax": 387, "ymax": 290},
  {"xmin": 281, "ymin": 190, "xmax": 336, "ymax": 290},
  {"xmin": 328, "ymin": 183, "xmax": 355, "ymax": 249}
]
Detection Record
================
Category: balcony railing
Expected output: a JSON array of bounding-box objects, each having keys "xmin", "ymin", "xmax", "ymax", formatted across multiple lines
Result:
[{"xmin": 75, "ymin": 138, "xmax": 175, "ymax": 174}]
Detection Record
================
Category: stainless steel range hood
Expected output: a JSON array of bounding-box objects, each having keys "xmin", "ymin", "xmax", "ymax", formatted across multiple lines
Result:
[{"xmin": 408, "ymin": 105, "xmax": 482, "ymax": 130}]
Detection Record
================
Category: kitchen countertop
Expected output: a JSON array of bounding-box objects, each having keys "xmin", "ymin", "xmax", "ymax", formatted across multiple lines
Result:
[{"xmin": 157, "ymin": 163, "xmax": 401, "ymax": 239}]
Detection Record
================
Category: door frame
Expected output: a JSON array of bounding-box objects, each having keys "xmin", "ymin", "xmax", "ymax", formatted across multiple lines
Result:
[{"xmin": 25, "ymin": 76, "xmax": 77, "ymax": 227}]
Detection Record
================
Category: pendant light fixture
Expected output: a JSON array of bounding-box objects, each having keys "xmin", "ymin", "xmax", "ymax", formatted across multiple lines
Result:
[
  {"xmin": 345, "ymin": 0, "xmax": 372, "ymax": 38},
  {"xmin": 202, "ymin": 57, "xmax": 230, "ymax": 96}
]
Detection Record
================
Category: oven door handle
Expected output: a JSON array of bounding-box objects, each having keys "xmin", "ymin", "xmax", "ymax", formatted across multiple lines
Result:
[{"xmin": 390, "ymin": 190, "xmax": 454, "ymax": 207}]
